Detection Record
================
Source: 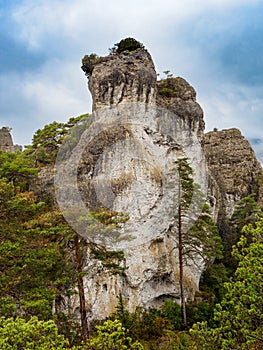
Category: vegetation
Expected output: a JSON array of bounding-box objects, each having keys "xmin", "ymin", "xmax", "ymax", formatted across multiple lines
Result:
[
  {"xmin": 90, "ymin": 319, "xmax": 144, "ymax": 350},
  {"xmin": 82, "ymin": 38, "xmax": 144, "ymax": 77},
  {"xmin": 0, "ymin": 316, "xmax": 79, "ymax": 350},
  {"xmin": 0, "ymin": 178, "xmax": 76, "ymax": 321},
  {"xmin": 0, "ymin": 151, "xmax": 37, "ymax": 189},
  {"xmin": 171, "ymin": 158, "xmax": 223, "ymax": 326},
  {"xmin": 192, "ymin": 215, "xmax": 263, "ymax": 349},
  {"xmin": 115, "ymin": 37, "xmax": 144, "ymax": 54},
  {"xmin": 157, "ymin": 76, "xmax": 188, "ymax": 99},
  {"xmin": 81, "ymin": 53, "xmax": 101, "ymax": 77},
  {"xmin": 0, "ymin": 117, "xmax": 262, "ymax": 349},
  {"xmin": 25, "ymin": 114, "xmax": 90, "ymax": 166}
]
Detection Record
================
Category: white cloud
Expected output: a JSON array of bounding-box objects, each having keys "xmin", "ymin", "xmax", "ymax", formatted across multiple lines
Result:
[
  {"xmin": 199, "ymin": 82, "xmax": 263, "ymax": 139},
  {"xmin": 23, "ymin": 60, "xmax": 89, "ymax": 116},
  {"xmin": 0, "ymin": 59, "xmax": 91, "ymax": 145},
  {"xmin": 11, "ymin": 0, "xmax": 261, "ymax": 51},
  {"xmin": 2, "ymin": 0, "xmax": 262, "ymax": 152}
]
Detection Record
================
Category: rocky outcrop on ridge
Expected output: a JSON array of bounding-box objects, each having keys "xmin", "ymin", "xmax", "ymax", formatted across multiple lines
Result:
[
  {"xmin": 204, "ymin": 128, "xmax": 263, "ymax": 218},
  {"xmin": 32, "ymin": 41, "xmax": 263, "ymax": 321},
  {"xmin": 0, "ymin": 127, "xmax": 22, "ymax": 152}
]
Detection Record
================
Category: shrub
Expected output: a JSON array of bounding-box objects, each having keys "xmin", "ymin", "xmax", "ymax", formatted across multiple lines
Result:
[
  {"xmin": 90, "ymin": 319, "xmax": 144, "ymax": 350},
  {"xmin": 81, "ymin": 53, "xmax": 100, "ymax": 76},
  {"xmin": 0, "ymin": 316, "xmax": 78, "ymax": 350},
  {"xmin": 158, "ymin": 87, "xmax": 178, "ymax": 98},
  {"xmin": 160, "ymin": 298, "xmax": 182, "ymax": 330},
  {"xmin": 116, "ymin": 37, "xmax": 144, "ymax": 53}
]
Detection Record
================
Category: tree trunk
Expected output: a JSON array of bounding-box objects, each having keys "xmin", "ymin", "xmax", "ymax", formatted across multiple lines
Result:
[
  {"xmin": 75, "ymin": 234, "xmax": 89, "ymax": 341},
  {"xmin": 178, "ymin": 204, "xmax": 187, "ymax": 327},
  {"xmin": 54, "ymin": 295, "xmax": 61, "ymax": 331}
]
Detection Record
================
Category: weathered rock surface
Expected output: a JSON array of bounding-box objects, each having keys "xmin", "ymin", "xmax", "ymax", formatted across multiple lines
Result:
[
  {"xmin": 32, "ymin": 44, "xmax": 263, "ymax": 321},
  {"xmin": 88, "ymin": 49, "xmax": 156, "ymax": 111},
  {"xmin": 0, "ymin": 127, "xmax": 22, "ymax": 152},
  {"xmin": 204, "ymin": 128, "xmax": 263, "ymax": 218},
  {"xmin": 53, "ymin": 47, "xmax": 208, "ymax": 319}
]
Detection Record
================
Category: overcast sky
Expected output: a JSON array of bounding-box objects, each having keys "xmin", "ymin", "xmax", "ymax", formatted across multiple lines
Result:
[{"xmin": 0, "ymin": 0, "xmax": 263, "ymax": 160}]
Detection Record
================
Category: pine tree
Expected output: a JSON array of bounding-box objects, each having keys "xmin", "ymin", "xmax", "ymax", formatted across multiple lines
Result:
[
  {"xmin": 0, "ymin": 178, "xmax": 76, "ymax": 320},
  {"xmin": 192, "ymin": 215, "xmax": 263, "ymax": 349},
  {"xmin": 171, "ymin": 158, "xmax": 222, "ymax": 327}
]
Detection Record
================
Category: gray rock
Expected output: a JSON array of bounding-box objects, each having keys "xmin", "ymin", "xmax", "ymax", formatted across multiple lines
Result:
[
  {"xmin": 33, "ymin": 47, "xmax": 263, "ymax": 321},
  {"xmin": 0, "ymin": 127, "xmax": 22, "ymax": 152}
]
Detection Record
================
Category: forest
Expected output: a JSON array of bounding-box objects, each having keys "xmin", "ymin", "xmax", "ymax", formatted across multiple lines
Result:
[{"xmin": 0, "ymin": 115, "xmax": 263, "ymax": 349}]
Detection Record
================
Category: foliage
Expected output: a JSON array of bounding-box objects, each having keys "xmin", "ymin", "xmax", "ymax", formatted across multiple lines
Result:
[
  {"xmin": 222, "ymin": 193, "xmax": 262, "ymax": 271},
  {"xmin": 87, "ymin": 209, "xmax": 129, "ymax": 275},
  {"xmin": 187, "ymin": 203, "xmax": 223, "ymax": 263},
  {"xmin": 200, "ymin": 261, "xmax": 229, "ymax": 302},
  {"xmin": 230, "ymin": 193, "xmax": 260, "ymax": 243},
  {"xmin": 186, "ymin": 300, "xmax": 215, "ymax": 327},
  {"xmin": 89, "ymin": 319, "xmax": 144, "ymax": 350},
  {"xmin": 112, "ymin": 296, "xmax": 210, "ymax": 349},
  {"xmin": 25, "ymin": 114, "xmax": 90, "ymax": 166},
  {"xmin": 172, "ymin": 158, "xmax": 223, "ymax": 326},
  {"xmin": 191, "ymin": 216, "xmax": 263, "ymax": 349},
  {"xmin": 157, "ymin": 77, "xmax": 188, "ymax": 99},
  {"xmin": 160, "ymin": 298, "xmax": 182, "ymax": 330},
  {"xmin": 91, "ymin": 209, "xmax": 129, "ymax": 226},
  {"xmin": 0, "ymin": 150, "xmax": 37, "ymax": 189},
  {"xmin": 0, "ymin": 179, "xmax": 76, "ymax": 320},
  {"xmin": 81, "ymin": 53, "xmax": 101, "ymax": 77},
  {"xmin": 134, "ymin": 308, "xmax": 168, "ymax": 340},
  {"xmin": 114, "ymin": 294, "xmax": 135, "ymax": 330},
  {"xmin": 91, "ymin": 248, "xmax": 126, "ymax": 275},
  {"xmin": 175, "ymin": 158, "xmax": 223, "ymax": 263},
  {"xmin": 152, "ymin": 330, "xmax": 197, "ymax": 350},
  {"xmin": 54, "ymin": 312, "xmax": 83, "ymax": 348},
  {"xmin": 114, "ymin": 37, "xmax": 144, "ymax": 54},
  {"xmin": 158, "ymin": 87, "xmax": 178, "ymax": 98},
  {"xmin": 0, "ymin": 316, "xmax": 80, "ymax": 350},
  {"xmin": 114, "ymin": 296, "xmax": 183, "ymax": 343}
]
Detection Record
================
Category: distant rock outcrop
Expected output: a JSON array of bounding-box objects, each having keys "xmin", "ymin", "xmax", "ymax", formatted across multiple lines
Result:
[
  {"xmin": 0, "ymin": 127, "xmax": 22, "ymax": 152},
  {"xmin": 204, "ymin": 128, "xmax": 263, "ymax": 217},
  {"xmin": 204, "ymin": 128, "xmax": 263, "ymax": 242}
]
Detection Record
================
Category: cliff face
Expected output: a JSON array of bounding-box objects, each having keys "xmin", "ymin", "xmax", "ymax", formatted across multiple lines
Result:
[
  {"xmin": 203, "ymin": 128, "xmax": 263, "ymax": 243},
  {"xmin": 204, "ymin": 128, "xmax": 263, "ymax": 218},
  {"xmin": 54, "ymin": 47, "xmax": 209, "ymax": 319},
  {"xmin": 88, "ymin": 49, "xmax": 156, "ymax": 111},
  {"xmin": 32, "ymin": 44, "xmax": 263, "ymax": 320}
]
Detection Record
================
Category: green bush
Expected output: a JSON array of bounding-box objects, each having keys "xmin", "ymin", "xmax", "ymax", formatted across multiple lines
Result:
[
  {"xmin": 0, "ymin": 316, "xmax": 79, "ymax": 350},
  {"xmin": 116, "ymin": 37, "xmax": 144, "ymax": 53},
  {"xmin": 158, "ymin": 87, "xmax": 178, "ymax": 98},
  {"xmin": 90, "ymin": 319, "xmax": 144, "ymax": 350},
  {"xmin": 81, "ymin": 53, "xmax": 100, "ymax": 76},
  {"xmin": 160, "ymin": 298, "xmax": 182, "ymax": 330}
]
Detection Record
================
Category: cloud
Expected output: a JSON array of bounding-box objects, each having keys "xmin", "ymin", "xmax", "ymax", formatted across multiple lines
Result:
[
  {"xmin": 0, "ymin": 59, "xmax": 90, "ymax": 145},
  {"xmin": 10, "ymin": 0, "xmax": 261, "ymax": 53},
  {"xmin": 0, "ymin": 0, "xmax": 263, "ymax": 157},
  {"xmin": 0, "ymin": 32, "xmax": 46, "ymax": 74},
  {"xmin": 190, "ymin": 4, "xmax": 263, "ymax": 86},
  {"xmin": 199, "ymin": 85, "xmax": 263, "ymax": 134}
]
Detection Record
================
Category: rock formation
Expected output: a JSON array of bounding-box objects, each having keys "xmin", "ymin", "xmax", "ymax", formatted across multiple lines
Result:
[
  {"xmin": 204, "ymin": 128, "xmax": 263, "ymax": 217},
  {"xmin": 204, "ymin": 128, "xmax": 263, "ymax": 242},
  {"xmin": 53, "ymin": 45, "xmax": 209, "ymax": 319},
  {"xmin": 33, "ymin": 41, "xmax": 263, "ymax": 321},
  {"xmin": 0, "ymin": 127, "xmax": 22, "ymax": 152}
]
